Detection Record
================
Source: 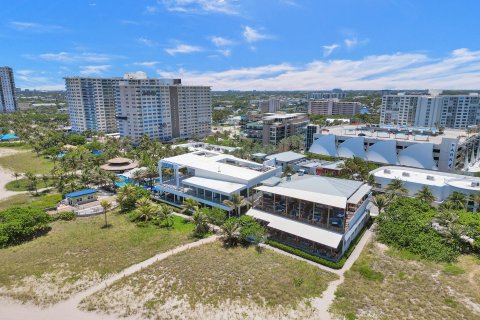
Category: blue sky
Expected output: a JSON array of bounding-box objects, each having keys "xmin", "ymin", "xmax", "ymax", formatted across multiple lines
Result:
[{"xmin": 2, "ymin": 0, "xmax": 480, "ymax": 90}]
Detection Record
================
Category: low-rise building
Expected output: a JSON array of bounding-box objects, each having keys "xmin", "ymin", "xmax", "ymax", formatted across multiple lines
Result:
[
  {"xmin": 173, "ymin": 142, "xmax": 239, "ymax": 153},
  {"xmin": 247, "ymin": 174, "xmax": 371, "ymax": 261},
  {"xmin": 265, "ymin": 151, "xmax": 306, "ymax": 170},
  {"xmin": 154, "ymin": 151, "xmax": 281, "ymax": 211},
  {"xmin": 64, "ymin": 189, "xmax": 98, "ymax": 206},
  {"xmin": 371, "ymin": 166, "xmax": 480, "ymax": 210}
]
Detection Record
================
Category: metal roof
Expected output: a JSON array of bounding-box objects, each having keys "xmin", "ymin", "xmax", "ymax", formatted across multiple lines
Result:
[
  {"xmin": 65, "ymin": 189, "xmax": 97, "ymax": 198},
  {"xmin": 265, "ymin": 151, "xmax": 306, "ymax": 163},
  {"xmin": 182, "ymin": 176, "xmax": 246, "ymax": 195}
]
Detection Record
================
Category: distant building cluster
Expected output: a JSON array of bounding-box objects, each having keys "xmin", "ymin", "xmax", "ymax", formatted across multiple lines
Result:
[
  {"xmin": 0, "ymin": 66, "xmax": 17, "ymax": 113},
  {"xmin": 306, "ymin": 89, "xmax": 347, "ymax": 100},
  {"xmin": 65, "ymin": 72, "xmax": 212, "ymax": 143},
  {"xmin": 308, "ymin": 99, "xmax": 362, "ymax": 116},
  {"xmin": 380, "ymin": 92, "xmax": 480, "ymax": 129},
  {"xmin": 240, "ymin": 112, "xmax": 309, "ymax": 145}
]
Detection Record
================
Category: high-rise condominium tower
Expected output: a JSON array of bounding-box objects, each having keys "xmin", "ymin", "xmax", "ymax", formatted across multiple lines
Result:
[
  {"xmin": 116, "ymin": 77, "xmax": 211, "ymax": 143},
  {"xmin": 0, "ymin": 67, "xmax": 17, "ymax": 113},
  {"xmin": 65, "ymin": 72, "xmax": 212, "ymax": 141}
]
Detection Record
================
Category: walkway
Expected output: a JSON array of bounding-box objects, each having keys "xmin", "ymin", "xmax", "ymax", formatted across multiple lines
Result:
[
  {"xmin": 0, "ymin": 235, "xmax": 219, "ymax": 320},
  {"xmin": 262, "ymin": 227, "xmax": 374, "ymax": 320}
]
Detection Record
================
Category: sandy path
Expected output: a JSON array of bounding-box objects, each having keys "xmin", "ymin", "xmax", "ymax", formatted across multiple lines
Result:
[
  {"xmin": 262, "ymin": 227, "xmax": 374, "ymax": 320},
  {"xmin": 0, "ymin": 148, "xmax": 29, "ymax": 201},
  {"xmin": 0, "ymin": 235, "xmax": 219, "ymax": 320}
]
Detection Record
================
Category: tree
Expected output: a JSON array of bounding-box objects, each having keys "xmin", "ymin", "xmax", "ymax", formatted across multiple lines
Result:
[
  {"xmin": 100, "ymin": 200, "xmax": 112, "ymax": 228},
  {"xmin": 415, "ymin": 186, "xmax": 435, "ymax": 204},
  {"xmin": 156, "ymin": 204, "xmax": 174, "ymax": 228},
  {"xmin": 237, "ymin": 215, "xmax": 266, "ymax": 245},
  {"xmin": 470, "ymin": 192, "xmax": 480, "ymax": 213},
  {"xmin": 386, "ymin": 178, "xmax": 407, "ymax": 197},
  {"xmin": 223, "ymin": 193, "xmax": 250, "ymax": 217},
  {"xmin": 220, "ymin": 218, "xmax": 241, "ymax": 247},
  {"xmin": 131, "ymin": 197, "xmax": 156, "ymax": 222},
  {"xmin": 41, "ymin": 174, "xmax": 50, "ymax": 188},
  {"xmin": 192, "ymin": 210, "xmax": 209, "ymax": 236},
  {"xmin": 24, "ymin": 172, "xmax": 38, "ymax": 195},
  {"xmin": 12, "ymin": 172, "xmax": 22, "ymax": 188},
  {"xmin": 447, "ymin": 192, "xmax": 467, "ymax": 210},
  {"xmin": 371, "ymin": 194, "xmax": 390, "ymax": 214},
  {"xmin": 183, "ymin": 198, "xmax": 199, "ymax": 214},
  {"xmin": 201, "ymin": 207, "xmax": 226, "ymax": 226},
  {"xmin": 117, "ymin": 184, "xmax": 150, "ymax": 213}
]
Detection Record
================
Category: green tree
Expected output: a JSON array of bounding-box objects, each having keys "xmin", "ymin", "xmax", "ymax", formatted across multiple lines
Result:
[
  {"xmin": 12, "ymin": 172, "xmax": 22, "ymax": 188},
  {"xmin": 24, "ymin": 172, "xmax": 38, "ymax": 195},
  {"xmin": 192, "ymin": 210, "xmax": 209, "ymax": 237},
  {"xmin": 371, "ymin": 194, "xmax": 390, "ymax": 214},
  {"xmin": 415, "ymin": 186, "xmax": 435, "ymax": 204},
  {"xmin": 220, "ymin": 217, "xmax": 241, "ymax": 247},
  {"xmin": 182, "ymin": 198, "xmax": 200, "ymax": 214},
  {"xmin": 100, "ymin": 200, "xmax": 112, "ymax": 228},
  {"xmin": 223, "ymin": 193, "xmax": 250, "ymax": 217},
  {"xmin": 386, "ymin": 178, "xmax": 408, "ymax": 197},
  {"xmin": 447, "ymin": 192, "xmax": 467, "ymax": 210}
]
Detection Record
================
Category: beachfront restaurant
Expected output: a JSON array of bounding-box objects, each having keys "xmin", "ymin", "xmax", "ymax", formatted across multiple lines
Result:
[{"xmin": 247, "ymin": 175, "xmax": 371, "ymax": 261}]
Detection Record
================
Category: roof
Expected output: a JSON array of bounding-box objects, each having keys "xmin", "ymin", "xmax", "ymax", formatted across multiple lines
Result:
[
  {"xmin": 251, "ymin": 152, "xmax": 267, "ymax": 157},
  {"xmin": 0, "ymin": 134, "xmax": 18, "ymax": 140},
  {"xmin": 108, "ymin": 157, "xmax": 133, "ymax": 164},
  {"xmin": 182, "ymin": 176, "xmax": 246, "ymax": 194},
  {"xmin": 65, "ymin": 189, "xmax": 97, "ymax": 198},
  {"xmin": 261, "ymin": 176, "xmax": 283, "ymax": 186},
  {"xmin": 254, "ymin": 175, "xmax": 366, "ymax": 208},
  {"xmin": 247, "ymin": 208, "xmax": 343, "ymax": 249},
  {"xmin": 266, "ymin": 151, "xmax": 306, "ymax": 163},
  {"xmin": 160, "ymin": 151, "xmax": 276, "ymax": 181}
]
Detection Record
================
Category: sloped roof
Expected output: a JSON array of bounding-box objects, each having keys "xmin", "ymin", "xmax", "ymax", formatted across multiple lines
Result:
[{"xmin": 65, "ymin": 189, "xmax": 97, "ymax": 198}]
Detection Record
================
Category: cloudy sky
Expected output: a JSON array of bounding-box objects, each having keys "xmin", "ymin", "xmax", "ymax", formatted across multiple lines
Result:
[{"xmin": 2, "ymin": 0, "xmax": 480, "ymax": 90}]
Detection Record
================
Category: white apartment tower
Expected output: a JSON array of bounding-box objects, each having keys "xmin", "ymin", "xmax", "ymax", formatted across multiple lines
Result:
[
  {"xmin": 0, "ymin": 67, "xmax": 17, "ymax": 113},
  {"xmin": 381, "ymin": 93, "xmax": 480, "ymax": 129},
  {"xmin": 116, "ymin": 77, "xmax": 211, "ymax": 143},
  {"xmin": 65, "ymin": 77, "xmax": 119, "ymax": 133}
]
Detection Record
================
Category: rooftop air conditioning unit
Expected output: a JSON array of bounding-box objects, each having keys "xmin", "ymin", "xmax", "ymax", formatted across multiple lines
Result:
[
  {"xmin": 402, "ymin": 172, "xmax": 410, "ymax": 177},
  {"xmin": 384, "ymin": 169, "xmax": 391, "ymax": 174},
  {"xmin": 426, "ymin": 175, "xmax": 435, "ymax": 181},
  {"xmin": 471, "ymin": 182, "xmax": 480, "ymax": 187}
]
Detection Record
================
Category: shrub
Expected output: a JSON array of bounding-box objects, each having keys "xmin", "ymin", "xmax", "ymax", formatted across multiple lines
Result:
[
  {"xmin": 55, "ymin": 211, "xmax": 76, "ymax": 221},
  {"xmin": 355, "ymin": 263, "xmax": 384, "ymax": 281},
  {"xmin": 200, "ymin": 207, "xmax": 226, "ymax": 226},
  {"xmin": 0, "ymin": 207, "xmax": 52, "ymax": 247}
]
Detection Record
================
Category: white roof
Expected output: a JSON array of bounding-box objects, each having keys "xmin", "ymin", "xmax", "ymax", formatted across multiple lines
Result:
[
  {"xmin": 161, "ymin": 151, "xmax": 276, "ymax": 181},
  {"xmin": 247, "ymin": 208, "xmax": 343, "ymax": 248},
  {"xmin": 348, "ymin": 184, "xmax": 372, "ymax": 204},
  {"xmin": 266, "ymin": 151, "xmax": 306, "ymax": 163},
  {"xmin": 182, "ymin": 176, "xmax": 246, "ymax": 195},
  {"xmin": 255, "ymin": 185, "xmax": 348, "ymax": 208}
]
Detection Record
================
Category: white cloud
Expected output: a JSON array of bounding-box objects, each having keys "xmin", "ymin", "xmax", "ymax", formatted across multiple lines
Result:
[
  {"xmin": 211, "ymin": 36, "xmax": 234, "ymax": 47},
  {"xmin": 323, "ymin": 44, "xmax": 340, "ymax": 57},
  {"xmin": 344, "ymin": 37, "xmax": 368, "ymax": 49},
  {"xmin": 79, "ymin": 65, "xmax": 111, "ymax": 76},
  {"xmin": 8, "ymin": 21, "xmax": 64, "ymax": 33},
  {"xmin": 165, "ymin": 44, "xmax": 202, "ymax": 55},
  {"xmin": 137, "ymin": 37, "xmax": 158, "ymax": 47},
  {"xmin": 145, "ymin": 5, "xmax": 158, "ymax": 13},
  {"xmin": 242, "ymin": 26, "xmax": 270, "ymax": 43},
  {"xmin": 161, "ymin": 0, "xmax": 239, "ymax": 15},
  {"xmin": 35, "ymin": 52, "xmax": 114, "ymax": 63},
  {"xmin": 15, "ymin": 71, "xmax": 64, "ymax": 91},
  {"xmin": 155, "ymin": 49, "xmax": 480, "ymax": 90},
  {"xmin": 218, "ymin": 49, "xmax": 231, "ymax": 57},
  {"xmin": 133, "ymin": 61, "xmax": 160, "ymax": 67},
  {"xmin": 16, "ymin": 70, "xmax": 35, "ymax": 76}
]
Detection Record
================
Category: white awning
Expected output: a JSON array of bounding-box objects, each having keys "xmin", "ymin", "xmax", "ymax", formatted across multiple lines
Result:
[
  {"xmin": 247, "ymin": 208, "xmax": 343, "ymax": 249},
  {"xmin": 182, "ymin": 176, "xmax": 246, "ymax": 195},
  {"xmin": 254, "ymin": 185, "xmax": 347, "ymax": 208}
]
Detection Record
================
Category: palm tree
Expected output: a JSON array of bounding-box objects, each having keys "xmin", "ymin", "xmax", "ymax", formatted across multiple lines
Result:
[
  {"xmin": 223, "ymin": 193, "xmax": 251, "ymax": 217},
  {"xmin": 41, "ymin": 174, "xmax": 50, "ymax": 188},
  {"xmin": 12, "ymin": 172, "xmax": 22, "ymax": 188},
  {"xmin": 134, "ymin": 197, "xmax": 156, "ymax": 222},
  {"xmin": 100, "ymin": 200, "xmax": 112, "ymax": 228},
  {"xmin": 25, "ymin": 172, "xmax": 38, "ymax": 195},
  {"xmin": 386, "ymin": 178, "xmax": 408, "ymax": 197},
  {"xmin": 220, "ymin": 218, "xmax": 240, "ymax": 247},
  {"xmin": 157, "ymin": 204, "xmax": 174, "ymax": 228},
  {"xmin": 415, "ymin": 186, "xmax": 435, "ymax": 204},
  {"xmin": 145, "ymin": 165, "xmax": 159, "ymax": 187},
  {"xmin": 447, "ymin": 191, "xmax": 467, "ymax": 210},
  {"xmin": 183, "ymin": 198, "xmax": 199, "ymax": 214},
  {"xmin": 439, "ymin": 201, "xmax": 456, "ymax": 211},
  {"xmin": 470, "ymin": 192, "xmax": 480, "ymax": 213},
  {"xmin": 192, "ymin": 210, "xmax": 209, "ymax": 236},
  {"xmin": 371, "ymin": 194, "xmax": 390, "ymax": 214},
  {"xmin": 132, "ymin": 169, "xmax": 147, "ymax": 186}
]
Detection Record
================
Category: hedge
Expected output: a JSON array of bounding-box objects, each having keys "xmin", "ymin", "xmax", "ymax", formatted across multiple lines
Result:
[{"xmin": 267, "ymin": 218, "xmax": 371, "ymax": 269}]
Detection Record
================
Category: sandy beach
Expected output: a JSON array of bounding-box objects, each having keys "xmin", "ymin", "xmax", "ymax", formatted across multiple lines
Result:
[{"xmin": 0, "ymin": 148, "xmax": 27, "ymax": 201}]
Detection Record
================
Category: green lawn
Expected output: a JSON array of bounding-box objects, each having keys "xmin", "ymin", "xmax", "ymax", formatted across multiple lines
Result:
[
  {"xmin": 81, "ymin": 242, "xmax": 338, "ymax": 319},
  {"xmin": 331, "ymin": 242, "xmax": 480, "ymax": 320},
  {"xmin": 0, "ymin": 151, "xmax": 53, "ymax": 174},
  {"xmin": 5, "ymin": 177, "xmax": 55, "ymax": 191},
  {"xmin": 0, "ymin": 192, "xmax": 61, "ymax": 211},
  {"xmin": 0, "ymin": 214, "xmax": 195, "ymax": 305}
]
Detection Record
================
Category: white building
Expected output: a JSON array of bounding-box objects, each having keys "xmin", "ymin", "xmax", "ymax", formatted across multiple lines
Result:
[
  {"xmin": 154, "ymin": 151, "xmax": 281, "ymax": 211},
  {"xmin": 0, "ymin": 67, "xmax": 17, "ymax": 113},
  {"xmin": 247, "ymin": 174, "xmax": 371, "ymax": 261},
  {"xmin": 65, "ymin": 76, "xmax": 120, "ymax": 133},
  {"xmin": 116, "ymin": 78, "xmax": 211, "ymax": 143},
  {"xmin": 173, "ymin": 141, "xmax": 240, "ymax": 153},
  {"xmin": 371, "ymin": 166, "xmax": 480, "ymax": 210},
  {"xmin": 308, "ymin": 99, "xmax": 361, "ymax": 116},
  {"xmin": 381, "ymin": 93, "xmax": 480, "ymax": 129},
  {"xmin": 259, "ymin": 98, "xmax": 281, "ymax": 113}
]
